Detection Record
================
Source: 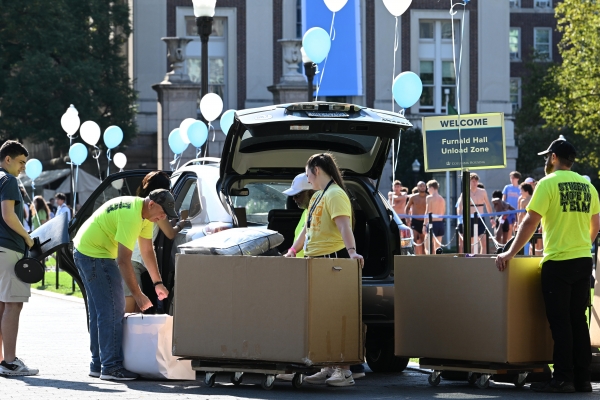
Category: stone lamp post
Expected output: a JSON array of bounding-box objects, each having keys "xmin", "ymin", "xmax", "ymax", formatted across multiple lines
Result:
[{"xmin": 161, "ymin": 37, "xmax": 193, "ymax": 83}]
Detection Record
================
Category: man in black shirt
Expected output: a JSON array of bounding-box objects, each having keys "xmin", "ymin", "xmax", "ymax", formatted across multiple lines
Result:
[{"xmin": 0, "ymin": 141, "xmax": 37, "ymax": 376}]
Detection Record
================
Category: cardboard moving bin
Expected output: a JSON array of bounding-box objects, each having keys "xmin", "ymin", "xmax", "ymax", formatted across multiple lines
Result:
[
  {"xmin": 394, "ymin": 255, "xmax": 553, "ymax": 364},
  {"xmin": 173, "ymin": 254, "xmax": 363, "ymax": 366}
]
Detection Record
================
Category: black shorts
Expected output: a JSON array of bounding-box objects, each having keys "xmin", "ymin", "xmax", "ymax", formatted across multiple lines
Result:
[
  {"xmin": 411, "ymin": 219, "xmax": 424, "ymax": 233},
  {"xmin": 496, "ymin": 217, "xmax": 510, "ymax": 233},
  {"xmin": 470, "ymin": 218, "xmax": 485, "ymax": 237},
  {"xmin": 427, "ymin": 221, "xmax": 445, "ymax": 237}
]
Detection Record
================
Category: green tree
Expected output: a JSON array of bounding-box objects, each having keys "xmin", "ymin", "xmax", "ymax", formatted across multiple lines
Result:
[
  {"xmin": 0, "ymin": 0, "xmax": 137, "ymax": 149},
  {"xmin": 539, "ymin": 0, "xmax": 600, "ymax": 171},
  {"xmin": 393, "ymin": 128, "xmax": 432, "ymax": 190}
]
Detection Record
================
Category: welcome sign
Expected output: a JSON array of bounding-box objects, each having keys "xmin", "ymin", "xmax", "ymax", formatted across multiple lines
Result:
[{"xmin": 422, "ymin": 113, "xmax": 506, "ymax": 172}]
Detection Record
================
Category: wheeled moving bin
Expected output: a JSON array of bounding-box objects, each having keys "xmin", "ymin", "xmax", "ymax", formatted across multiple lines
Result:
[
  {"xmin": 394, "ymin": 255, "xmax": 553, "ymax": 388},
  {"xmin": 172, "ymin": 255, "xmax": 364, "ymax": 390}
]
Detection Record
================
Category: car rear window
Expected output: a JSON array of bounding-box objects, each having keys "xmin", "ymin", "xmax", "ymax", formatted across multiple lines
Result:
[{"xmin": 232, "ymin": 183, "xmax": 289, "ymax": 225}]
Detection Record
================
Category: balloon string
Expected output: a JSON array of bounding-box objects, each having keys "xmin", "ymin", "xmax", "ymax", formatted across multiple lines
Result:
[
  {"xmin": 196, "ymin": 147, "xmax": 202, "ymax": 158},
  {"xmin": 392, "ymin": 16, "xmax": 399, "ymax": 114},
  {"xmin": 73, "ymin": 166, "xmax": 79, "ymax": 212},
  {"xmin": 106, "ymin": 149, "xmax": 112, "ymax": 176},
  {"xmin": 209, "ymin": 122, "xmax": 215, "ymax": 142},
  {"xmin": 93, "ymin": 146, "xmax": 102, "ymax": 181},
  {"xmin": 170, "ymin": 154, "xmax": 179, "ymax": 172}
]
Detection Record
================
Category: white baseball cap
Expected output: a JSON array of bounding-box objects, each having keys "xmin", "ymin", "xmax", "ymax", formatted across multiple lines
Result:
[
  {"xmin": 524, "ymin": 177, "xmax": 535, "ymax": 184},
  {"xmin": 283, "ymin": 173, "xmax": 313, "ymax": 196},
  {"xmin": 582, "ymin": 175, "xmax": 591, "ymax": 182}
]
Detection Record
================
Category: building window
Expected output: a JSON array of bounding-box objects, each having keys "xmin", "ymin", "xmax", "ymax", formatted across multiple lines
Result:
[
  {"xmin": 534, "ymin": 28, "xmax": 552, "ymax": 60},
  {"xmin": 418, "ymin": 20, "xmax": 457, "ymax": 114},
  {"xmin": 185, "ymin": 16, "xmax": 226, "ymax": 37},
  {"xmin": 510, "ymin": 0, "xmax": 519, "ymax": 7},
  {"xmin": 510, "ymin": 78, "xmax": 521, "ymax": 115},
  {"xmin": 534, "ymin": 0, "xmax": 551, "ymax": 9},
  {"xmin": 296, "ymin": 0, "xmax": 302, "ymax": 38},
  {"xmin": 509, "ymin": 28, "xmax": 520, "ymax": 61}
]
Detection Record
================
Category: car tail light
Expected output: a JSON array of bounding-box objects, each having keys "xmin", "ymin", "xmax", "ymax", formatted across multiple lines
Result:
[
  {"xmin": 399, "ymin": 225, "xmax": 413, "ymax": 248},
  {"xmin": 203, "ymin": 222, "xmax": 232, "ymax": 235}
]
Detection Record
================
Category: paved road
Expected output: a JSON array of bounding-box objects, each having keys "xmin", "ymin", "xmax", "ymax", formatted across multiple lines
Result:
[{"xmin": 1, "ymin": 290, "xmax": 598, "ymax": 399}]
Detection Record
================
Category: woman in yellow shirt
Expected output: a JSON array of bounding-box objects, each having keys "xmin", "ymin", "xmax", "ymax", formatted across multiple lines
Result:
[{"xmin": 285, "ymin": 153, "xmax": 363, "ymax": 387}]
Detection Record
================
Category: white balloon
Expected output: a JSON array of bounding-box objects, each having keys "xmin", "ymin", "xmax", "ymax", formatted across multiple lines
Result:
[
  {"xmin": 80, "ymin": 121, "xmax": 101, "ymax": 146},
  {"xmin": 200, "ymin": 93, "xmax": 224, "ymax": 122},
  {"xmin": 111, "ymin": 179, "xmax": 124, "ymax": 190},
  {"xmin": 61, "ymin": 104, "xmax": 80, "ymax": 137},
  {"xmin": 179, "ymin": 118, "xmax": 196, "ymax": 144},
  {"xmin": 113, "ymin": 152, "xmax": 127, "ymax": 169},
  {"xmin": 324, "ymin": 0, "xmax": 348, "ymax": 12},
  {"xmin": 382, "ymin": 0, "xmax": 412, "ymax": 17}
]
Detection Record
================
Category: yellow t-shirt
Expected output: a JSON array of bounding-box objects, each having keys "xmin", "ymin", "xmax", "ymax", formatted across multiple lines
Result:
[
  {"xmin": 294, "ymin": 209, "xmax": 307, "ymax": 258},
  {"xmin": 305, "ymin": 184, "xmax": 352, "ymax": 257},
  {"xmin": 74, "ymin": 197, "xmax": 154, "ymax": 259},
  {"xmin": 527, "ymin": 170, "xmax": 600, "ymax": 265}
]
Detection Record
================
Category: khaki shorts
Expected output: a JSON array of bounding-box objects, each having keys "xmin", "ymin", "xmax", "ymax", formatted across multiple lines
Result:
[
  {"xmin": 123, "ymin": 261, "xmax": 147, "ymax": 297},
  {"xmin": 0, "ymin": 246, "xmax": 30, "ymax": 303}
]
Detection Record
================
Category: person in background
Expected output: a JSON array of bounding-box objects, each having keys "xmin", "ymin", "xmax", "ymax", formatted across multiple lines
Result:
[
  {"xmin": 283, "ymin": 173, "xmax": 315, "ymax": 258},
  {"xmin": 18, "ymin": 187, "xmax": 30, "ymax": 233},
  {"xmin": 457, "ymin": 173, "xmax": 494, "ymax": 254},
  {"xmin": 54, "ymin": 193, "xmax": 71, "ymax": 221},
  {"xmin": 422, "ymin": 180, "xmax": 446, "ymax": 254},
  {"xmin": 47, "ymin": 197, "xmax": 57, "ymax": 217},
  {"xmin": 388, "ymin": 180, "xmax": 408, "ymax": 220},
  {"xmin": 502, "ymin": 171, "xmax": 521, "ymax": 235},
  {"xmin": 491, "ymin": 190, "xmax": 515, "ymax": 245},
  {"xmin": 285, "ymin": 153, "xmax": 363, "ymax": 387},
  {"xmin": 517, "ymin": 183, "xmax": 534, "ymax": 255},
  {"xmin": 124, "ymin": 171, "xmax": 184, "ymax": 313},
  {"xmin": 524, "ymin": 176, "xmax": 537, "ymax": 190},
  {"xmin": 0, "ymin": 140, "xmax": 37, "ymax": 376},
  {"xmin": 30, "ymin": 196, "xmax": 50, "ymax": 230},
  {"xmin": 496, "ymin": 139, "xmax": 599, "ymax": 393},
  {"xmin": 405, "ymin": 181, "xmax": 428, "ymax": 255}
]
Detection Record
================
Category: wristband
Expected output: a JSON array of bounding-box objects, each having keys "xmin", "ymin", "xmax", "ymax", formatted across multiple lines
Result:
[
  {"xmin": 153, "ymin": 281, "xmax": 163, "ymax": 287},
  {"xmin": 288, "ymin": 247, "xmax": 297, "ymax": 256},
  {"xmin": 346, "ymin": 247, "xmax": 356, "ymax": 252}
]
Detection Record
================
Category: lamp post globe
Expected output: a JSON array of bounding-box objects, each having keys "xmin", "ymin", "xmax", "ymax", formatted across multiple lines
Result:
[
  {"xmin": 192, "ymin": 0, "xmax": 216, "ymax": 157},
  {"xmin": 412, "ymin": 159, "xmax": 421, "ymax": 187},
  {"xmin": 301, "ymin": 47, "xmax": 316, "ymax": 102}
]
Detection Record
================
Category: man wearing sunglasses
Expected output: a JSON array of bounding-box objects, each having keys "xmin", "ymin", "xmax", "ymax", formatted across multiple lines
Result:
[{"xmin": 496, "ymin": 138, "xmax": 600, "ymax": 393}]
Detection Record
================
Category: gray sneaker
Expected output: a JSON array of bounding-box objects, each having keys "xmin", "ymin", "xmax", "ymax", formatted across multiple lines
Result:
[
  {"xmin": 0, "ymin": 357, "xmax": 39, "ymax": 376},
  {"xmin": 100, "ymin": 367, "xmax": 139, "ymax": 381}
]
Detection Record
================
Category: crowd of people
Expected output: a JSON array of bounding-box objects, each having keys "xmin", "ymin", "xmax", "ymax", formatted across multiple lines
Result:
[{"xmin": 387, "ymin": 170, "xmax": 553, "ymax": 255}]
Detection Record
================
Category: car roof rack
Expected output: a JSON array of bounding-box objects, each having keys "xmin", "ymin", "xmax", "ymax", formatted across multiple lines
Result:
[{"xmin": 181, "ymin": 157, "xmax": 221, "ymax": 168}]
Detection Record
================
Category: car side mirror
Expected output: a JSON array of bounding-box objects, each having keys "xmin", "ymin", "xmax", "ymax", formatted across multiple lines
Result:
[{"xmin": 230, "ymin": 188, "xmax": 249, "ymax": 196}]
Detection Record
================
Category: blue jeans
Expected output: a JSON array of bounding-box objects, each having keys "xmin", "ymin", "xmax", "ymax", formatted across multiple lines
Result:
[{"xmin": 74, "ymin": 249, "xmax": 125, "ymax": 375}]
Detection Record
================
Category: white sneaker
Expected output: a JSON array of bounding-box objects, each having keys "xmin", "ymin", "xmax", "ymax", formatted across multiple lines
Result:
[
  {"xmin": 0, "ymin": 357, "xmax": 39, "ymax": 376},
  {"xmin": 352, "ymin": 372, "xmax": 365, "ymax": 379},
  {"xmin": 276, "ymin": 373, "xmax": 294, "ymax": 381},
  {"xmin": 304, "ymin": 367, "xmax": 334, "ymax": 385},
  {"xmin": 326, "ymin": 368, "xmax": 355, "ymax": 387}
]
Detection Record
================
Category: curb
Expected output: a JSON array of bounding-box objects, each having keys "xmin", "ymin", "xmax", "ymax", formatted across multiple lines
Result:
[{"xmin": 31, "ymin": 288, "xmax": 84, "ymax": 304}]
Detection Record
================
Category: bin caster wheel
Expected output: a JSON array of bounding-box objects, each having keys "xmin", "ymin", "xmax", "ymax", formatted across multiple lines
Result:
[
  {"xmin": 428, "ymin": 371, "xmax": 441, "ymax": 386},
  {"xmin": 476, "ymin": 374, "xmax": 490, "ymax": 389},
  {"xmin": 291, "ymin": 373, "xmax": 304, "ymax": 389},
  {"xmin": 231, "ymin": 372, "xmax": 243, "ymax": 385},
  {"xmin": 204, "ymin": 372, "xmax": 216, "ymax": 387},
  {"xmin": 261, "ymin": 374, "xmax": 275, "ymax": 390},
  {"xmin": 467, "ymin": 372, "xmax": 479, "ymax": 386},
  {"xmin": 514, "ymin": 372, "xmax": 527, "ymax": 388}
]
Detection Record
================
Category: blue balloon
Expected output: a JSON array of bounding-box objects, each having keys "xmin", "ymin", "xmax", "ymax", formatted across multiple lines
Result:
[
  {"xmin": 69, "ymin": 143, "xmax": 88, "ymax": 166},
  {"xmin": 392, "ymin": 71, "xmax": 423, "ymax": 109},
  {"xmin": 103, "ymin": 126, "xmax": 123, "ymax": 149},
  {"xmin": 168, "ymin": 128, "xmax": 189, "ymax": 154},
  {"xmin": 220, "ymin": 109, "xmax": 236, "ymax": 136},
  {"xmin": 25, "ymin": 159, "xmax": 43, "ymax": 180},
  {"xmin": 302, "ymin": 27, "xmax": 331, "ymax": 64},
  {"xmin": 187, "ymin": 121, "xmax": 208, "ymax": 148}
]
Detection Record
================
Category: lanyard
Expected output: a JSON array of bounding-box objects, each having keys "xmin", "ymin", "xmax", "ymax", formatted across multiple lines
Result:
[{"xmin": 307, "ymin": 179, "xmax": 334, "ymax": 229}]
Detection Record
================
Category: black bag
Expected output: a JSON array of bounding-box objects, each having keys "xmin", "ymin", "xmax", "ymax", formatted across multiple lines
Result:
[{"xmin": 14, "ymin": 237, "xmax": 46, "ymax": 284}]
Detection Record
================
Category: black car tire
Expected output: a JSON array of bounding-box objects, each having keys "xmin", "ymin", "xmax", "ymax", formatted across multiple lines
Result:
[{"xmin": 365, "ymin": 334, "xmax": 409, "ymax": 373}]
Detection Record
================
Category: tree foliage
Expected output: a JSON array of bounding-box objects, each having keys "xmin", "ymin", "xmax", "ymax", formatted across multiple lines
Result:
[
  {"xmin": 393, "ymin": 128, "xmax": 432, "ymax": 190},
  {"xmin": 0, "ymin": 0, "xmax": 137, "ymax": 149},
  {"xmin": 539, "ymin": 0, "xmax": 600, "ymax": 170}
]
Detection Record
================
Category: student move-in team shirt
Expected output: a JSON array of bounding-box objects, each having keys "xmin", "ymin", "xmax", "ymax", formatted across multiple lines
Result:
[
  {"xmin": 74, "ymin": 196, "xmax": 153, "ymax": 259},
  {"xmin": 527, "ymin": 170, "xmax": 600, "ymax": 265},
  {"xmin": 294, "ymin": 209, "xmax": 307, "ymax": 258},
  {"xmin": 304, "ymin": 184, "xmax": 352, "ymax": 257},
  {"xmin": 0, "ymin": 168, "xmax": 25, "ymax": 253}
]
